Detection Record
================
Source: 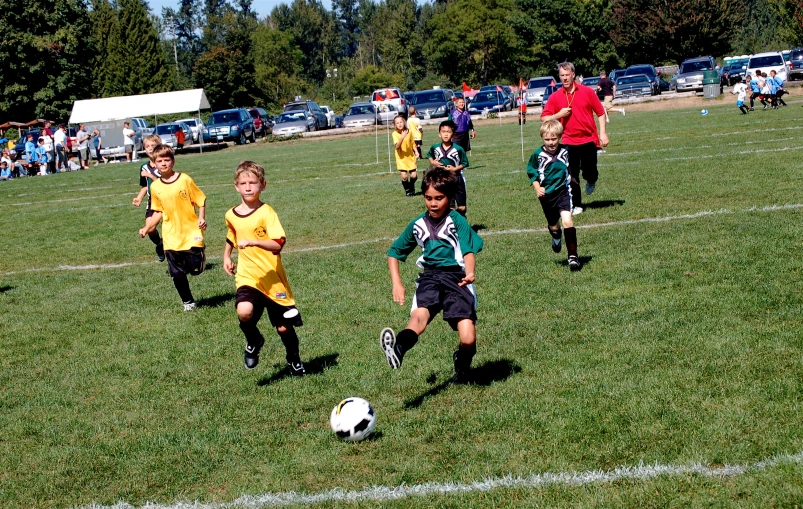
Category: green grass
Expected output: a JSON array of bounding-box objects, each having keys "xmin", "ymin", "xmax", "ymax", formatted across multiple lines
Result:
[{"xmin": 2, "ymin": 95, "xmax": 803, "ymax": 508}]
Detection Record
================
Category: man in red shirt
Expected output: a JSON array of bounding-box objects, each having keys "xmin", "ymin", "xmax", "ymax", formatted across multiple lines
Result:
[{"xmin": 541, "ymin": 62, "xmax": 608, "ymax": 215}]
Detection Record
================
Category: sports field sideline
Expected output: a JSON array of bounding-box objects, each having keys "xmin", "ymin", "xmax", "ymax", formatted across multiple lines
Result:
[{"xmin": 2, "ymin": 96, "xmax": 803, "ymax": 508}]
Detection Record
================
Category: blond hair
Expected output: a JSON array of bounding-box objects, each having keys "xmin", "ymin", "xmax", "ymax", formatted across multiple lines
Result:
[
  {"xmin": 540, "ymin": 119, "xmax": 564, "ymax": 139},
  {"xmin": 235, "ymin": 160, "xmax": 266, "ymax": 185},
  {"xmin": 144, "ymin": 134, "xmax": 162, "ymax": 147}
]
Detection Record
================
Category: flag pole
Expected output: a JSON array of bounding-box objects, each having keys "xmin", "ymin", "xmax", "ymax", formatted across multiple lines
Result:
[
  {"xmin": 375, "ymin": 112, "xmax": 379, "ymax": 164},
  {"xmin": 386, "ymin": 121, "xmax": 392, "ymax": 174}
]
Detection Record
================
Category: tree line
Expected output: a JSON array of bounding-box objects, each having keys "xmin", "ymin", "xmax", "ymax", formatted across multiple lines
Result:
[{"xmin": 1, "ymin": 0, "xmax": 801, "ymax": 121}]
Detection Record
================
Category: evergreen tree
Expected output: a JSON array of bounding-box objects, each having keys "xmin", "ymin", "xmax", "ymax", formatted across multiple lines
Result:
[{"xmin": 270, "ymin": 0, "xmax": 342, "ymax": 82}]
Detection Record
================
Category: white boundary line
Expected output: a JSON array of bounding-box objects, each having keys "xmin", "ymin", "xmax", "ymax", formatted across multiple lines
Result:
[
  {"xmin": 4, "ymin": 203, "xmax": 802, "ymax": 277},
  {"xmin": 78, "ymin": 449, "xmax": 803, "ymax": 508}
]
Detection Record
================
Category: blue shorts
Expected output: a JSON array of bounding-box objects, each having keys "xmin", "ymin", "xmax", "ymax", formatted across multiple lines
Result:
[{"xmin": 736, "ymin": 100, "xmax": 744, "ymax": 107}]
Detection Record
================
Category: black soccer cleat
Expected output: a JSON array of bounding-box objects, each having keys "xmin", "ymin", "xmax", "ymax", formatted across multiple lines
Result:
[
  {"xmin": 380, "ymin": 327, "xmax": 403, "ymax": 369},
  {"xmin": 244, "ymin": 338, "xmax": 264, "ymax": 370},
  {"xmin": 568, "ymin": 255, "xmax": 581, "ymax": 271},
  {"xmin": 287, "ymin": 359, "xmax": 306, "ymax": 376}
]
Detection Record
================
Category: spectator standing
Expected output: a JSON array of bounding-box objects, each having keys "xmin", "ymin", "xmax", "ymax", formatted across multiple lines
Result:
[
  {"xmin": 597, "ymin": 71, "xmax": 625, "ymax": 120},
  {"xmin": 42, "ymin": 122, "xmax": 56, "ymax": 173},
  {"xmin": 541, "ymin": 61, "xmax": 608, "ymax": 215},
  {"xmin": 36, "ymin": 139, "xmax": 49, "ymax": 175},
  {"xmin": 76, "ymin": 124, "xmax": 91, "ymax": 169},
  {"xmin": 123, "ymin": 122, "xmax": 136, "ymax": 162},
  {"xmin": 92, "ymin": 129, "xmax": 106, "ymax": 165},
  {"xmin": 54, "ymin": 124, "xmax": 68, "ymax": 172},
  {"xmin": 449, "ymin": 97, "xmax": 475, "ymax": 153},
  {"xmin": 25, "ymin": 134, "xmax": 37, "ymax": 170}
]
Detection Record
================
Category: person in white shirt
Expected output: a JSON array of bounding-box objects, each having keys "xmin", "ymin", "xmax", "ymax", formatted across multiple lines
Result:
[
  {"xmin": 123, "ymin": 122, "xmax": 136, "ymax": 162},
  {"xmin": 54, "ymin": 124, "xmax": 68, "ymax": 172},
  {"xmin": 731, "ymin": 76, "xmax": 748, "ymax": 115}
]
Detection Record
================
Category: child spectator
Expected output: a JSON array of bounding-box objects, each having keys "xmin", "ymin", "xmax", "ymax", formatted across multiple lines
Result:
[
  {"xmin": 40, "ymin": 131, "xmax": 55, "ymax": 174},
  {"xmin": 25, "ymin": 134, "xmax": 36, "ymax": 169},
  {"xmin": 36, "ymin": 139, "xmax": 49, "ymax": 175},
  {"xmin": 526, "ymin": 120, "xmax": 581, "ymax": 271},
  {"xmin": 426, "ymin": 120, "xmax": 469, "ymax": 216},
  {"xmin": 0, "ymin": 161, "xmax": 11, "ymax": 180},
  {"xmin": 92, "ymin": 129, "xmax": 106, "ymax": 165},
  {"xmin": 138, "ymin": 145, "xmax": 207, "ymax": 311},
  {"xmin": 731, "ymin": 76, "xmax": 749, "ymax": 115},
  {"xmin": 380, "ymin": 167, "xmax": 484, "ymax": 383},
  {"xmin": 132, "ymin": 134, "xmax": 166, "ymax": 262},
  {"xmin": 392, "ymin": 115, "xmax": 418, "ymax": 197},
  {"xmin": 223, "ymin": 161, "xmax": 307, "ymax": 374},
  {"xmin": 66, "ymin": 153, "xmax": 81, "ymax": 172},
  {"xmin": 406, "ymin": 106, "xmax": 423, "ymax": 159}
]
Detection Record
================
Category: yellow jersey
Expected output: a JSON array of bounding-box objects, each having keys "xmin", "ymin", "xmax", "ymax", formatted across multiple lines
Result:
[
  {"xmin": 225, "ymin": 203, "xmax": 295, "ymax": 306},
  {"xmin": 150, "ymin": 173, "xmax": 206, "ymax": 251},
  {"xmin": 407, "ymin": 116, "xmax": 422, "ymax": 141},
  {"xmin": 392, "ymin": 130, "xmax": 417, "ymax": 171}
]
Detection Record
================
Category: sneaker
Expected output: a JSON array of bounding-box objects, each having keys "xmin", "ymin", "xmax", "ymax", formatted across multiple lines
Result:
[
  {"xmin": 585, "ymin": 182, "xmax": 596, "ymax": 195},
  {"xmin": 572, "ymin": 206, "xmax": 583, "ymax": 215},
  {"xmin": 380, "ymin": 327, "xmax": 403, "ymax": 369},
  {"xmin": 749, "ymin": 107, "xmax": 754, "ymax": 111},
  {"xmin": 287, "ymin": 359, "xmax": 306, "ymax": 376},
  {"xmin": 183, "ymin": 302, "xmax": 196, "ymax": 312},
  {"xmin": 244, "ymin": 339, "xmax": 264, "ymax": 370},
  {"xmin": 620, "ymin": 108, "xmax": 626, "ymax": 116},
  {"xmin": 552, "ymin": 236, "xmax": 562, "ymax": 253},
  {"xmin": 568, "ymin": 255, "xmax": 581, "ymax": 271},
  {"xmin": 597, "ymin": 149, "xmax": 606, "ymax": 155}
]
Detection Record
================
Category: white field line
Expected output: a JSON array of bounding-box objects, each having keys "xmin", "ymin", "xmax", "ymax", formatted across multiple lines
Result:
[
  {"xmin": 600, "ymin": 145, "xmax": 803, "ymax": 166},
  {"xmin": 77, "ymin": 449, "xmax": 803, "ymax": 509},
  {"xmin": 4, "ymin": 203, "xmax": 802, "ymax": 277}
]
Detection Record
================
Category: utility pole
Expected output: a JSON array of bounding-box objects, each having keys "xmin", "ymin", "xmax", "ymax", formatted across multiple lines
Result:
[{"xmin": 164, "ymin": 16, "xmax": 179, "ymax": 71}]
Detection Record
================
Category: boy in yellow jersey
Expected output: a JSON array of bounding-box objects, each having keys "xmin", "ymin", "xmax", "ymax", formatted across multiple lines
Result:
[
  {"xmin": 406, "ymin": 106, "xmax": 423, "ymax": 159},
  {"xmin": 223, "ymin": 161, "xmax": 306, "ymax": 374},
  {"xmin": 138, "ymin": 145, "xmax": 207, "ymax": 311},
  {"xmin": 392, "ymin": 115, "xmax": 418, "ymax": 197},
  {"xmin": 132, "ymin": 134, "xmax": 165, "ymax": 262}
]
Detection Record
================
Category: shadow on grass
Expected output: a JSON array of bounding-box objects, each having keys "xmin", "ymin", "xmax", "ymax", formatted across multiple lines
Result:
[
  {"xmin": 257, "ymin": 352, "xmax": 339, "ymax": 386},
  {"xmin": 197, "ymin": 293, "xmax": 235, "ymax": 308},
  {"xmin": 585, "ymin": 199, "xmax": 624, "ymax": 209},
  {"xmin": 404, "ymin": 358, "xmax": 521, "ymax": 409},
  {"xmin": 555, "ymin": 255, "xmax": 593, "ymax": 271},
  {"xmin": 472, "ymin": 224, "xmax": 487, "ymax": 232},
  {"xmin": 0, "ymin": 286, "xmax": 14, "ymax": 293}
]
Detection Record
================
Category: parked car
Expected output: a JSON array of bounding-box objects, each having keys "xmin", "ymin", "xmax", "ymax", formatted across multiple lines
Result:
[
  {"xmin": 723, "ymin": 58, "xmax": 749, "ymax": 85},
  {"xmin": 582, "ymin": 76, "xmax": 603, "ymax": 99},
  {"xmin": 203, "ymin": 108, "xmax": 255, "ymax": 145},
  {"xmin": 175, "ymin": 117, "xmax": 204, "ymax": 142},
  {"xmin": 746, "ymin": 51, "xmax": 789, "ymax": 81},
  {"xmin": 320, "ymin": 105, "xmax": 336, "ymax": 128},
  {"xmin": 542, "ymin": 85, "xmax": 558, "ymax": 103},
  {"xmin": 335, "ymin": 114, "xmax": 345, "ymax": 128},
  {"xmin": 624, "ymin": 64, "xmax": 661, "ymax": 94},
  {"xmin": 615, "ymin": 74, "xmax": 654, "ymax": 99},
  {"xmin": 342, "ymin": 103, "xmax": 378, "ymax": 128},
  {"xmin": 670, "ymin": 56, "xmax": 716, "ymax": 93},
  {"xmin": 375, "ymin": 103, "xmax": 400, "ymax": 124},
  {"xmin": 786, "ymin": 47, "xmax": 803, "ymax": 80},
  {"xmin": 283, "ymin": 100, "xmax": 328, "ymax": 131},
  {"xmin": 478, "ymin": 85, "xmax": 514, "ymax": 109},
  {"xmin": 410, "ymin": 89, "xmax": 454, "ymax": 119},
  {"xmin": 272, "ymin": 111, "xmax": 313, "ymax": 136},
  {"xmin": 155, "ymin": 122, "xmax": 193, "ymax": 148},
  {"xmin": 609, "ymin": 69, "xmax": 626, "ymax": 82},
  {"xmin": 525, "ymin": 76, "xmax": 556, "ymax": 105},
  {"xmin": 371, "ymin": 88, "xmax": 408, "ymax": 116},
  {"xmin": 247, "ymin": 108, "xmax": 271, "ymax": 137},
  {"xmin": 467, "ymin": 90, "xmax": 510, "ymax": 115}
]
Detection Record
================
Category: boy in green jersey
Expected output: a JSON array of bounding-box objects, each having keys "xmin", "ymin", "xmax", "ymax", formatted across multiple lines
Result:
[
  {"xmin": 526, "ymin": 119, "xmax": 580, "ymax": 271},
  {"xmin": 380, "ymin": 167, "xmax": 484, "ymax": 383}
]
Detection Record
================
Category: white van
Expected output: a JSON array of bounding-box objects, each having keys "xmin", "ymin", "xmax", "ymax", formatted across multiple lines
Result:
[
  {"xmin": 371, "ymin": 88, "xmax": 408, "ymax": 116},
  {"xmin": 746, "ymin": 51, "xmax": 789, "ymax": 81}
]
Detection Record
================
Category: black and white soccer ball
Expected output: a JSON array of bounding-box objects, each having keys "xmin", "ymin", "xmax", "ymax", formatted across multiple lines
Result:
[{"xmin": 330, "ymin": 397, "xmax": 376, "ymax": 441}]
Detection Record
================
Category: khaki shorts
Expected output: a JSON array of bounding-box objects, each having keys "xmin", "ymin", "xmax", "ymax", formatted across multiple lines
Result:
[{"xmin": 603, "ymin": 95, "xmax": 614, "ymax": 111}]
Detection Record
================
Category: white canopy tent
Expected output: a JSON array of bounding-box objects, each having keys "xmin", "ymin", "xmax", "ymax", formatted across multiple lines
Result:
[{"xmin": 69, "ymin": 89, "xmax": 211, "ymax": 153}]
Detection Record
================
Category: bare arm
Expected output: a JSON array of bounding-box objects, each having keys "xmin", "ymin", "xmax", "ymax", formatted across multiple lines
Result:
[
  {"xmin": 197, "ymin": 205, "xmax": 207, "ymax": 230},
  {"xmin": 394, "ymin": 129, "xmax": 409, "ymax": 150},
  {"xmin": 223, "ymin": 242, "xmax": 235, "ymax": 275},
  {"xmin": 139, "ymin": 211, "xmax": 162, "ymax": 237},
  {"xmin": 388, "ymin": 256, "xmax": 405, "ymax": 305},
  {"xmin": 459, "ymin": 253, "xmax": 476, "ymax": 286},
  {"xmin": 237, "ymin": 239, "xmax": 284, "ymax": 252},
  {"xmin": 133, "ymin": 187, "xmax": 147, "ymax": 206}
]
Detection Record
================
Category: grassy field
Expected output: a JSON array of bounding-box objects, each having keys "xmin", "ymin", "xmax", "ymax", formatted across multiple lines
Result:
[{"xmin": 2, "ymin": 94, "xmax": 803, "ymax": 508}]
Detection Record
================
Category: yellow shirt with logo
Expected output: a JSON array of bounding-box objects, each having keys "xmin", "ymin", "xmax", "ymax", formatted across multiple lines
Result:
[
  {"xmin": 225, "ymin": 203, "xmax": 295, "ymax": 306},
  {"xmin": 407, "ymin": 116, "xmax": 422, "ymax": 141},
  {"xmin": 392, "ymin": 130, "xmax": 417, "ymax": 171},
  {"xmin": 150, "ymin": 173, "xmax": 206, "ymax": 251}
]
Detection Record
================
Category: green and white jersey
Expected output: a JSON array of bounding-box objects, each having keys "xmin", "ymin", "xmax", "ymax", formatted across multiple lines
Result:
[
  {"xmin": 526, "ymin": 145, "xmax": 570, "ymax": 196},
  {"xmin": 426, "ymin": 143, "xmax": 469, "ymax": 171},
  {"xmin": 388, "ymin": 210, "xmax": 483, "ymax": 270}
]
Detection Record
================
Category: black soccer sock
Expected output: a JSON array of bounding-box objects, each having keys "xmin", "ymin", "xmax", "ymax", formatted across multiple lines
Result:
[
  {"xmin": 239, "ymin": 315, "xmax": 265, "ymax": 348},
  {"xmin": 564, "ymin": 226, "xmax": 578, "ymax": 257},
  {"xmin": 172, "ymin": 274, "xmax": 194, "ymax": 304},
  {"xmin": 409, "ymin": 176, "xmax": 417, "ymax": 194},
  {"xmin": 550, "ymin": 227, "xmax": 562, "ymax": 240},
  {"xmin": 148, "ymin": 229, "xmax": 162, "ymax": 246},
  {"xmin": 279, "ymin": 326, "xmax": 301, "ymax": 362},
  {"xmin": 401, "ymin": 180, "xmax": 410, "ymax": 194},
  {"xmin": 454, "ymin": 342, "xmax": 477, "ymax": 371},
  {"xmin": 396, "ymin": 328, "xmax": 419, "ymax": 354}
]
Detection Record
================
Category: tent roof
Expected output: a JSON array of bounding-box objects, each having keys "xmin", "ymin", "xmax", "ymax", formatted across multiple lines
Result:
[{"xmin": 69, "ymin": 89, "xmax": 211, "ymax": 124}]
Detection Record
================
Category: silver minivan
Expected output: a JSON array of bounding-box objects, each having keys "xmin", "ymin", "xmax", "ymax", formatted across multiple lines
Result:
[{"xmin": 525, "ymin": 77, "xmax": 556, "ymax": 106}]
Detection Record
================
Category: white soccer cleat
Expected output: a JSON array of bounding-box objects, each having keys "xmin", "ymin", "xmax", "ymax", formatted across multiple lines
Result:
[{"xmin": 572, "ymin": 206, "xmax": 584, "ymax": 215}]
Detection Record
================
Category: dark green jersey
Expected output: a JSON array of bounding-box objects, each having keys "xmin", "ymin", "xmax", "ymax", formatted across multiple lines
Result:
[
  {"xmin": 388, "ymin": 210, "xmax": 483, "ymax": 270},
  {"xmin": 526, "ymin": 145, "xmax": 570, "ymax": 196},
  {"xmin": 425, "ymin": 143, "xmax": 469, "ymax": 171}
]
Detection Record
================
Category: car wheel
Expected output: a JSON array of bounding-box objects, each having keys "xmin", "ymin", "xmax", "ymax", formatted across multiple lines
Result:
[
  {"xmin": 309, "ymin": 121, "xmax": 317, "ymax": 132},
  {"xmin": 237, "ymin": 132, "xmax": 245, "ymax": 145},
  {"xmin": 250, "ymin": 130, "xmax": 256, "ymax": 143}
]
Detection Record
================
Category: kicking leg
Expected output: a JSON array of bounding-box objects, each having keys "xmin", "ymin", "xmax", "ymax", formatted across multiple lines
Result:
[
  {"xmin": 380, "ymin": 307, "xmax": 430, "ymax": 369},
  {"xmin": 453, "ymin": 319, "xmax": 477, "ymax": 383}
]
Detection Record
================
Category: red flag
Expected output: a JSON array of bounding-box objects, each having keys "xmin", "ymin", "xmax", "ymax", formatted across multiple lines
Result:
[
  {"xmin": 385, "ymin": 88, "xmax": 399, "ymax": 99},
  {"xmin": 519, "ymin": 78, "xmax": 526, "ymax": 92},
  {"xmin": 496, "ymin": 85, "xmax": 503, "ymax": 92},
  {"xmin": 462, "ymin": 81, "xmax": 471, "ymax": 92}
]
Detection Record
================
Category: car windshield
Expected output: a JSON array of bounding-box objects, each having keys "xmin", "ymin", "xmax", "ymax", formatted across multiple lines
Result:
[
  {"xmin": 210, "ymin": 112, "xmax": 239, "ymax": 123},
  {"xmin": 347, "ymin": 105, "xmax": 376, "ymax": 116},
  {"xmin": 749, "ymin": 55, "xmax": 784, "ymax": 67},
  {"xmin": 156, "ymin": 124, "xmax": 180, "ymax": 135},
  {"xmin": 730, "ymin": 59, "xmax": 749, "ymax": 69},
  {"xmin": 284, "ymin": 103, "xmax": 308, "ymax": 112},
  {"xmin": 182, "ymin": 119, "xmax": 197, "ymax": 127},
  {"xmin": 680, "ymin": 61, "xmax": 713, "ymax": 73},
  {"xmin": 249, "ymin": 110, "xmax": 260, "ymax": 118},
  {"xmin": 375, "ymin": 103, "xmax": 397, "ymax": 113},
  {"xmin": 528, "ymin": 78, "xmax": 553, "ymax": 88},
  {"xmin": 372, "ymin": 90, "xmax": 400, "ymax": 101},
  {"xmin": 472, "ymin": 92, "xmax": 502, "ymax": 102},
  {"xmin": 276, "ymin": 112, "xmax": 306, "ymax": 123},
  {"xmin": 791, "ymin": 51, "xmax": 803, "ymax": 61},
  {"xmin": 626, "ymin": 67, "xmax": 654, "ymax": 77},
  {"xmin": 412, "ymin": 91, "xmax": 445, "ymax": 104},
  {"xmin": 617, "ymin": 76, "xmax": 649, "ymax": 85}
]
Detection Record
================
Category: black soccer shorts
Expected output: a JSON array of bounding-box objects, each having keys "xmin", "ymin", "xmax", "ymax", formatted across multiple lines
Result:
[
  {"xmin": 412, "ymin": 269, "xmax": 476, "ymax": 330},
  {"xmin": 166, "ymin": 247, "xmax": 206, "ymax": 277},
  {"xmin": 539, "ymin": 187, "xmax": 573, "ymax": 226},
  {"xmin": 235, "ymin": 285, "xmax": 303, "ymax": 328}
]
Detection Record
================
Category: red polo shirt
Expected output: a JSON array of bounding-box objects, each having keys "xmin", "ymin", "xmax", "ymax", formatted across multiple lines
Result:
[{"xmin": 541, "ymin": 84, "xmax": 605, "ymax": 146}]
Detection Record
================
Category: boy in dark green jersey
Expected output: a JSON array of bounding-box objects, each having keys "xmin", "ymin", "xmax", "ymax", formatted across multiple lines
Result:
[
  {"xmin": 526, "ymin": 119, "xmax": 580, "ymax": 271},
  {"xmin": 380, "ymin": 167, "xmax": 484, "ymax": 383}
]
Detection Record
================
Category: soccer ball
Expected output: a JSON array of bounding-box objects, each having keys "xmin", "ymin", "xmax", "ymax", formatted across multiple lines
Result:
[
  {"xmin": 701, "ymin": 109, "xmax": 708, "ymax": 115},
  {"xmin": 330, "ymin": 397, "xmax": 376, "ymax": 441}
]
